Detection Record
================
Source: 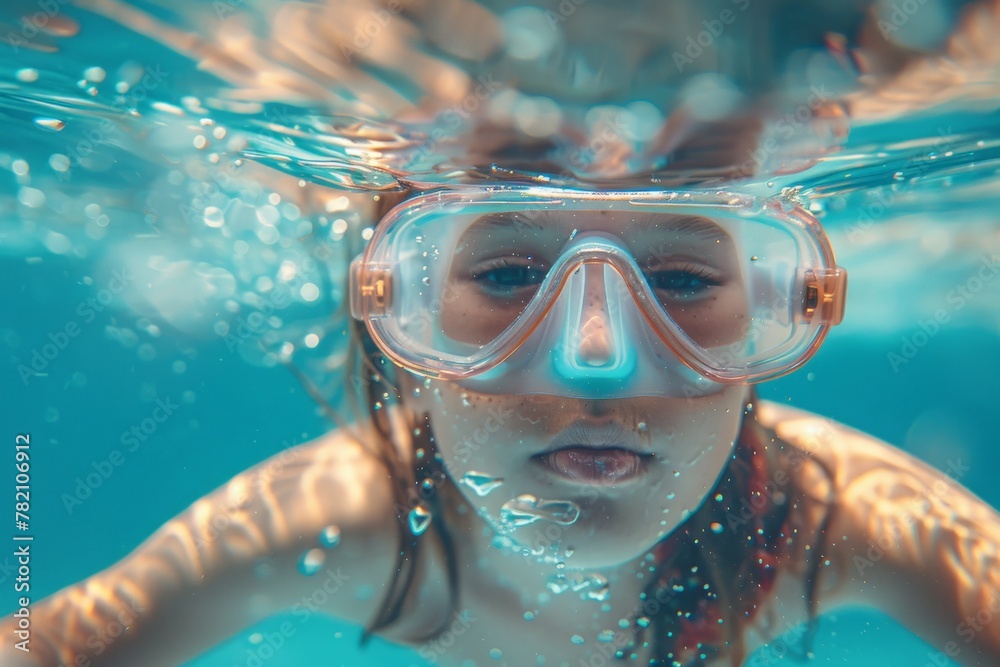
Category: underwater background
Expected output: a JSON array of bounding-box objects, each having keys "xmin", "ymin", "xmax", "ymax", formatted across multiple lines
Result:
[{"xmin": 2, "ymin": 0, "xmax": 1000, "ymax": 665}]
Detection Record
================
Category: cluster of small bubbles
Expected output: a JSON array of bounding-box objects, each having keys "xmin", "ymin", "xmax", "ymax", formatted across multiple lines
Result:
[
  {"xmin": 460, "ymin": 393, "xmax": 472, "ymax": 407},
  {"xmin": 298, "ymin": 548, "xmax": 326, "ymax": 576},
  {"xmin": 672, "ymin": 470, "xmax": 680, "ymax": 478},
  {"xmin": 714, "ymin": 493, "xmax": 724, "ymax": 502},
  {"xmin": 597, "ymin": 629, "xmax": 616, "ymax": 643},
  {"xmin": 319, "ymin": 525, "xmax": 341, "ymax": 547},
  {"xmin": 523, "ymin": 611, "xmax": 535, "ymax": 621},
  {"xmin": 488, "ymin": 648, "xmax": 502, "ymax": 660},
  {"xmin": 636, "ymin": 616, "xmax": 651, "ymax": 628},
  {"xmin": 408, "ymin": 503, "xmax": 432, "ymax": 535},
  {"xmin": 636, "ymin": 421, "xmax": 647, "ymax": 432},
  {"xmin": 570, "ymin": 634, "xmax": 585, "ymax": 645}
]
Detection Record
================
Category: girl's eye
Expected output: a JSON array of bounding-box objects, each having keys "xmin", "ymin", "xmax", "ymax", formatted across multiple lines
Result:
[
  {"xmin": 471, "ymin": 261, "xmax": 547, "ymax": 297},
  {"xmin": 645, "ymin": 266, "xmax": 722, "ymax": 300}
]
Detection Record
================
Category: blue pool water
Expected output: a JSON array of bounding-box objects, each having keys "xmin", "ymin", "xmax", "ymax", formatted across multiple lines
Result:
[{"xmin": 2, "ymin": 1, "xmax": 1000, "ymax": 666}]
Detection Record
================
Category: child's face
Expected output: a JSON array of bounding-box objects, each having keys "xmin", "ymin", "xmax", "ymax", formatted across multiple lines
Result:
[{"xmin": 402, "ymin": 373, "xmax": 749, "ymax": 569}]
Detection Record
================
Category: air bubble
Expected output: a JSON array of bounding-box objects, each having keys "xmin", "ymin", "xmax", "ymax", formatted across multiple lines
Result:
[
  {"xmin": 499, "ymin": 495, "xmax": 580, "ymax": 529},
  {"xmin": 408, "ymin": 504, "xmax": 432, "ymax": 535},
  {"xmin": 34, "ymin": 118, "xmax": 65, "ymax": 131},
  {"xmin": 83, "ymin": 66, "xmax": 106, "ymax": 82},
  {"xmin": 319, "ymin": 525, "xmax": 341, "ymax": 547},
  {"xmin": 203, "ymin": 206, "xmax": 225, "ymax": 228},
  {"xmin": 298, "ymin": 548, "xmax": 325, "ymax": 576},
  {"xmin": 460, "ymin": 472, "xmax": 504, "ymax": 496}
]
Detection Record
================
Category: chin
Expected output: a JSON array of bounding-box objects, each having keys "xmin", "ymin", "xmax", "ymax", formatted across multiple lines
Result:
[{"xmin": 497, "ymin": 502, "xmax": 678, "ymax": 571}]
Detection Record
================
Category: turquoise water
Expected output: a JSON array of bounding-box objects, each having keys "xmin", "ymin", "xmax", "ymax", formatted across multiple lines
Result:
[{"xmin": 2, "ymin": 1, "xmax": 1000, "ymax": 666}]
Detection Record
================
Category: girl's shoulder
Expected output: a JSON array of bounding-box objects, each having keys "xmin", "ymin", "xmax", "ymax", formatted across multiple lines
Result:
[{"xmin": 756, "ymin": 401, "xmax": 1000, "ymax": 662}]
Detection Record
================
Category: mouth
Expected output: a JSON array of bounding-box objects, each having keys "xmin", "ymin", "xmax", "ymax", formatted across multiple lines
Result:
[{"xmin": 533, "ymin": 421, "xmax": 652, "ymax": 485}]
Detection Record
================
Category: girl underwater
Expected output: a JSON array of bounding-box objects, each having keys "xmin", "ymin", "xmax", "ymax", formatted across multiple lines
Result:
[{"xmin": 3, "ymin": 0, "xmax": 1000, "ymax": 666}]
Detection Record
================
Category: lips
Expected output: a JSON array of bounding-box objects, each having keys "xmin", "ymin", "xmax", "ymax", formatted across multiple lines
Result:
[
  {"xmin": 534, "ymin": 421, "xmax": 651, "ymax": 485},
  {"xmin": 542, "ymin": 448, "xmax": 647, "ymax": 483}
]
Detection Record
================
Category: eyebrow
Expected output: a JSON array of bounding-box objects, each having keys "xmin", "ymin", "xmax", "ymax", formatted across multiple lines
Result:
[
  {"xmin": 467, "ymin": 211, "xmax": 728, "ymax": 239},
  {"xmin": 639, "ymin": 214, "xmax": 729, "ymax": 240}
]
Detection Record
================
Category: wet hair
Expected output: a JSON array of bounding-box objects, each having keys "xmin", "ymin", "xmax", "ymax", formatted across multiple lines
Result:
[{"xmin": 336, "ymin": 310, "xmax": 835, "ymax": 665}]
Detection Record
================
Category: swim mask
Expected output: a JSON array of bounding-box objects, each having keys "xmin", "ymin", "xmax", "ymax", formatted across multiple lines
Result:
[{"xmin": 350, "ymin": 185, "xmax": 846, "ymax": 398}]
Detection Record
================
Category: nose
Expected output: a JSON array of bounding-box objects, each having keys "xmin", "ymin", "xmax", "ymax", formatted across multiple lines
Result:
[
  {"xmin": 575, "ymin": 263, "xmax": 616, "ymax": 367},
  {"xmin": 552, "ymin": 261, "xmax": 635, "ymax": 384}
]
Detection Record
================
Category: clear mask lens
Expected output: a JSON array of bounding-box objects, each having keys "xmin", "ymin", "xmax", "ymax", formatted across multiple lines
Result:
[{"xmin": 351, "ymin": 187, "xmax": 846, "ymax": 397}]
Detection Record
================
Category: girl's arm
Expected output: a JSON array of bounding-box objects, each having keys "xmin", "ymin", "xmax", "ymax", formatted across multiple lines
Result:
[
  {"xmin": 1, "ymin": 426, "xmax": 404, "ymax": 667},
  {"xmin": 759, "ymin": 402, "xmax": 1000, "ymax": 665}
]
